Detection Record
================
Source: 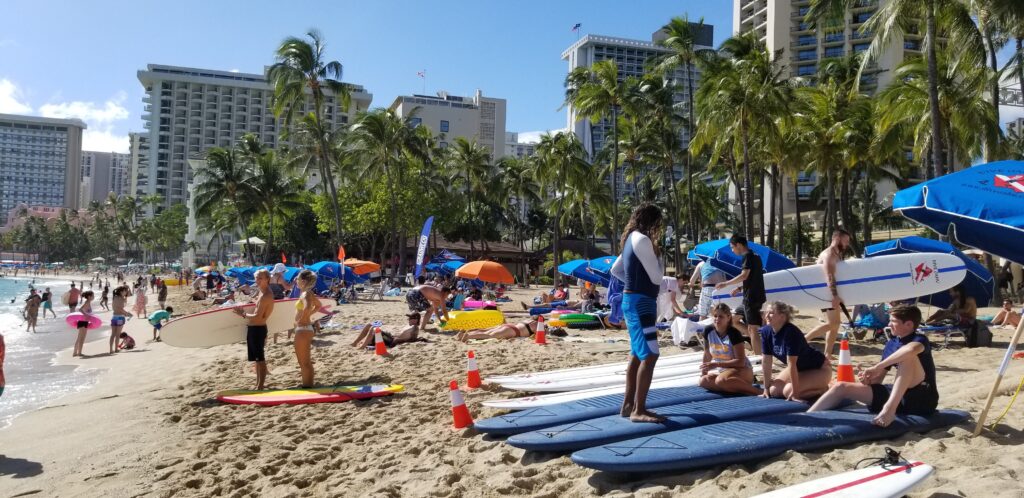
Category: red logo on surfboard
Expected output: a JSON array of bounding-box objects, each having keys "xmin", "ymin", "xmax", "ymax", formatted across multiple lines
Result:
[
  {"xmin": 994, "ymin": 174, "xmax": 1024, "ymax": 193},
  {"xmin": 913, "ymin": 263, "xmax": 934, "ymax": 283}
]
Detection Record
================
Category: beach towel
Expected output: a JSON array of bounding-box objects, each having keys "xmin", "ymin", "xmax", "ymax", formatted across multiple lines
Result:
[{"xmin": 671, "ymin": 316, "xmax": 712, "ymax": 346}]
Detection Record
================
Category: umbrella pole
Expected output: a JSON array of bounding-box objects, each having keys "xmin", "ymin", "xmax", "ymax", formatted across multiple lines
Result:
[{"xmin": 973, "ymin": 318, "xmax": 1024, "ymax": 436}]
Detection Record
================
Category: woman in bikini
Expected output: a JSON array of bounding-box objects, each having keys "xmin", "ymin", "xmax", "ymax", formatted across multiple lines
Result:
[
  {"xmin": 292, "ymin": 270, "xmax": 319, "ymax": 388},
  {"xmin": 457, "ymin": 318, "xmax": 539, "ymax": 342}
]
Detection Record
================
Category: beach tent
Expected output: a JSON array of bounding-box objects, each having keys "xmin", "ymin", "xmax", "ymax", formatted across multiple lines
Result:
[
  {"xmin": 456, "ymin": 260, "xmax": 515, "ymax": 284},
  {"xmin": 306, "ymin": 261, "xmax": 368, "ymax": 284},
  {"xmin": 864, "ymin": 236, "xmax": 993, "ymax": 307},
  {"xmin": 558, "ymin": 259, "xmax": 609, "ymax": 286},
  {"xmin": 430, "ymin": 249, "xmax": 466, "ymax": 264},
  {"xmin": 692, "ymin": 239, "xmax": 796, "ymax": 277},
  {"xmin": 891, "ymin": 160, "xmax": 1024, "ymax": 434},
  {"xmin": 438, "ymin": 260, "xmax": 465, "ymax": 276},
  {"xmin": 233, "ymin": 237, "xmax": 266, "ymax": 246},
  {"xmin": 343, "ymin": 258, "xmax": 381, "ymax": 276}
]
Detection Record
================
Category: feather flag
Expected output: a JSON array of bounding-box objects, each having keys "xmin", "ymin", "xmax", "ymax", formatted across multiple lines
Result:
[{"xmin": 414, "ymin": 216, "xmax": 434, "ymax": 278}]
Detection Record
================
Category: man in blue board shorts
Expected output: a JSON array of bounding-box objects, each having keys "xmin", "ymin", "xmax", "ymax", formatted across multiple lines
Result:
[{"xmin": 808, "ymin": 305, "xmax": 938, "ymax": 427}]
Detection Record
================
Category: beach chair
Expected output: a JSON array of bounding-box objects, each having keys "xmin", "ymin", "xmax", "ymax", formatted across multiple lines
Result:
[{"xmin": 366, "ymin": 281, "xmax": 385, "ymax": 301}]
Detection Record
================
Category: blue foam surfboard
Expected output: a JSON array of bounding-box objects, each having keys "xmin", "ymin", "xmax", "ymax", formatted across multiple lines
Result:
[
  {"xmin": 508, "ymin": 396, "xmax": 805, "ymax": 452},
  {"xmin": 571, "ymin": 408, "xmax": 969, "ymax": 473},
  {"xmin": 474, "ymin": 387, "xmax": 723, "ymax": 436}
]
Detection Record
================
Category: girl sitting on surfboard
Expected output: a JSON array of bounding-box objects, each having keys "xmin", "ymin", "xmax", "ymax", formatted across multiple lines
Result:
[
  {"xmin": 699, "ymin": 303, "xmax": 761, "ymax": 396},
  {"xmin": 760, "ymin": 302, "xmax": 832, "ymax": 402}
]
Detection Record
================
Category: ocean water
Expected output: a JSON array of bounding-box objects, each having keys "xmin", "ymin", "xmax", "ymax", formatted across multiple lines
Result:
[{"xmin": 0, "ymin": 276, "xmax": 100, "ymax": 429}]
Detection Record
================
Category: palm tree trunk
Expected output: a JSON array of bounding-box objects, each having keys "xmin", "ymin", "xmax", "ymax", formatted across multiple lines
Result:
[
  {"xmin": 686, "ymin": 63, "xmax": 696, "ymax": 244},
  {"xmin": 767, "ymin": 165, "xmax": 778, "ymax": 248},
  {"xmin": 839, "ymin": 171, "xmax": 852, "ymax": 232},
  {"xmin": 611, "ymin": 107, "xmax": 620, "ymax": 253},
  {"xmin": 925, "ymin": 2, "xmax": 945, "ymax": 177},
  {"xmin": 757, "ymin": 172, "xmax": 765, "ymax": 244},
  {"xmin": 982, "ymin": 12, "xmax": 999, "ymax": 164},
  {"xmin": 666, "ymin": 156, "xmax": 683, "ymax": 273},
  {"xmin": 741, "ymin": 119, "xmax": 754, "ymax": 237},
  {"xmin": 776, "ymin": 170, "xmax": 784, "ymax": 250},
  {"xmin": 861, "ymin": 187, "xmax": 872, "ymax": 248},
  {"xmin": 793, "ymin": 176, "xmax": 803, "ymax": 263}
]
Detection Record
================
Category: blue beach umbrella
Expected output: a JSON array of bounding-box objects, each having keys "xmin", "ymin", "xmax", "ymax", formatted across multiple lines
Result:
[
  {"xmin": 558, "ymin": 259, "xmax": 609, "ymax": 286},
  {"xmin": 439, "ymin": 260, "xmax": 465, "ymax": 276},
  {"xmin": 430, "ymin": 249, "xmax": 466, "ymax": 264},
  {"xmin": 587, "ymin": 256, "xmax": 616, "ymax": 277},
  {"xmin": 305, "ymin": 261, "xmax": 367, "ymax": 284},
  {"xmin": 864, "ymin": 236, "xmax": 993, "ymax": 307},
  {"xmin": 692, "ymin": 238, "xmax": 796, "ymax": 277},
  {"xmin": 687, "ymin": 250, "xmax": 702, "ymax": 265},
  {"xmin": 893, "ymin": 160, "xmax": 1024, "ymax": 265}
]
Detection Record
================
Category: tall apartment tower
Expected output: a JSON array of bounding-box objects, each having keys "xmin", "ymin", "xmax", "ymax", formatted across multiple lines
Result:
[
  {"xmin": 562, "ymin": 26, "xmax": 713, "ymax": 200},
  {"xmin": 0, "ymin": 113, "xmax": 86, "ymax": 225},
  {"xmin": 80, "ymin": 151, "xmax": 132, "ymax": 208},
  {"xmin": 127, "ymin": 132, "xmax": 149, "ymax": 198},
  {"xmin": 389, "ymin": 90, "xmax": 507, "ymax": 160},
  {"xmin": 136, "ymin": 64, "xmax": 372, "ymax": 214}
]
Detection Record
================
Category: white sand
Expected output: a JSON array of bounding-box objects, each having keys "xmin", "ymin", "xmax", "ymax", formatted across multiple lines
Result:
[{"xmin": 0, "ymin": 283, "xmax": 1022, "ymax": 497}]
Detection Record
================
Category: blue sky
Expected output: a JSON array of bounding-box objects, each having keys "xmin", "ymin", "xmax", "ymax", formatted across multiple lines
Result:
[{"xmin": 0, "ymin": 1, "xmax": 1019, "ymax": 154}]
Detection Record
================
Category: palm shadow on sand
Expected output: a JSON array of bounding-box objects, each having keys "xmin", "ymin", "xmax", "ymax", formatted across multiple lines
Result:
[{"xmin": 0, "ymin": 455, "xmax": 43, "ymax": 478}]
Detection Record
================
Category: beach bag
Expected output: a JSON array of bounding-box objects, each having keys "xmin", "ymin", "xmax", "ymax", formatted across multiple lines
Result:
[{"xmin": 965, "ymin": 321, "xmax": 992, "ymax": 348}]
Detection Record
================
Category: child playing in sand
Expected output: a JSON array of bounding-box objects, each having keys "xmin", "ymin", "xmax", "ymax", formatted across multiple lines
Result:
[
  {"xmin": 352, "ymin": 313, "xmax": 422, "ymax": 349},
  {"xmin": 809, "ymin": 304, "xmax": 938, "ymax": 427},
  {"xmin": 117, "ymin": 332, "xmax": 136, "ymax": 351},
  {"xmin": 148, "ymin": 307, "xmax": 172, "ymax": 342}
]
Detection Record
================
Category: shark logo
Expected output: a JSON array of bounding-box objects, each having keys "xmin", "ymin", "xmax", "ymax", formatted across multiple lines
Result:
[
  {"xmin": 913, "ymin": 263, "xmax": 934, "ymax": 283},
  {"xmin": 994, "ymin": 174, "xmax": 1024, "ymax": 193}
]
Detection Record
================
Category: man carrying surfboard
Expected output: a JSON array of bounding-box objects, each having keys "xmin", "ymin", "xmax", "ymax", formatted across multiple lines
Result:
[
  {"xmin": 804, "ymin": 229, "xmax": 852, "ymax": 358},
  {"xmin": 715, "ymin": 235, "xmax": 766, "ymax": 355},
  {"xmin": 234, "ymin": 269, "xmax": 275, "ymax": 390},
  {"xmin": 808, "ymin": 304, "xmax": 938, "ymax": 427}
]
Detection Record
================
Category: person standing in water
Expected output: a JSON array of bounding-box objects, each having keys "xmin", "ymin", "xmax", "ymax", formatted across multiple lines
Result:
[
  {"xmin": 67, "ymin": 282, "xmax": 81, "ymax": 314},
  {"xmin": 110, "ymin": 285, "xmax": 129, "ymax": 354},
  {"xmin": 610, "ymin": 204, "xmax": 665, "ymax": 423},
  {"xmin": 72, "ymin": 291, "xmax": 95, "ymax": 357},
  {"xmin": 41, "ymin": 287, "xmax": 56, "ymax": 318},
  {"xmin": 234, "ymin": 269, "xmax": 275, "ymax": 390},
  {"xmin": 804, "ymin": 229, "xmax": 852, "ymax": 358},
  {"xmin": 24, "ymin": 289, "xmax": 41, "ymax": 333}
]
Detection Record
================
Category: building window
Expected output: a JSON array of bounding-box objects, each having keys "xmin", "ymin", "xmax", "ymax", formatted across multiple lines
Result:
[
  {"xmin": 409, "ymin": 117, "xmax": 422, "ymax": 127},
  {"xmin": 797, "ymin": 35, "xmax": 816, "ymax": 46},
  {"xmin": 854, "ymin": 43, "xmax": 871, "ymax": 53},
  {"xmin": 440, "ymin": 120, "xmax": 449, "ymax": 133},
  {"xmin": 798, "ymin": 49, "xmax": 817, "ymax": 61},
  {"xmin": 797, "ymin": 65, "xmax": 817, "ymax": 76},
  {"xmin": 824, "ymin": 47, "xmax": 844, "ymax": 58},
  {"xmin": 440, "ymin": 141, "xmax": 448, "ymax": 148}
]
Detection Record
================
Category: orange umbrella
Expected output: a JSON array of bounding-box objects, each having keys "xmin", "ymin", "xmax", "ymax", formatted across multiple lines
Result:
[
  {"xmin": 455, "ymin": 260, "xmax": 514, "ymax": 284},
  {"xmin": 343, "ymin": 258, "xmax": 381, "ymax": 276}
]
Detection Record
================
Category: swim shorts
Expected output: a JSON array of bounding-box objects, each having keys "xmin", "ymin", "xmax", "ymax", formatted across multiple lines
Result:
[
  {"xmin": 406, "ymin": 289, "xmax": 431, "ymax": 312},
  {"xmin": 622, "ymin": 293, "xmax": 659, "ymax": 360},
  {"xmin": 869, "ymin": 382, "xmax": 938, "ymax": 416},
  {"xmin": 734, "ymin": 300, "xmax": 765, "ymax": 327},
  {"xmin": 246, "ymin": 325, "xmax": 268, "ymax": 362},
  {"xmin": 111, "ymin": 315, "xmax": 126, "ymax": 327},
  {"xmin": 76, "ymin": 320, "xmax": 90, "ymax": 329},
  {"xmin": 698, "ymin": 286, "xmax": 716, "ymax": 317},
  {"xmin": 381, "ymin": 331, "xmax": 396, "ymax": 348}
]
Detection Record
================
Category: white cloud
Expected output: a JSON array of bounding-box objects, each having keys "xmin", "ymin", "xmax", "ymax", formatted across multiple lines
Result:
[
  {"xmin": 516, "ymin": 128, "xmax": 566, "ymax": 143},
  {"xmin": 0, "ymin": 78, "xmax": 32, "ymax": 113},
  {"xmin": 82, "ymin": 128, "xmax": 130, "ymax": 153},
  {"xmin": 38, "ymin": 91, "xmax": 129, "ymax": 124}
]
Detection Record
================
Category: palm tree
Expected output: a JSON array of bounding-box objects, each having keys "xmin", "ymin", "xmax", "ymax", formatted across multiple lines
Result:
[
  {"xmin": 447, "ymin": 137, "xmax": 493, "ymax": 258},
  {"xmin": 565, "ymin": 60, "xmax": 636, "ymax": 252},
  {"xmin": 808, "ymin": 0, "xmax": 978, "ymax": 177},
  {"xmin": 246, "ymin": 150, "xmax": 305, "ymax": 259},
  {"xmin": 193, "ymin": 147, "xmax": 257, "ymax": 263},
  {"xmin": 269, "ymin": 30, "xmax": 351, "ymax": 247},
  {"xmin": 498, "ymin": 155, "xmax": 540, "ymax": 283},
  {"xmin": 654, "ymin": 15, "xmax": 713, "ymax": 244},
  {"xmin": 535, "ymin": 132, "xmax": 589, "ymax": 286},
  {"xmin": 347, "ymin": 108, "xmax": 429, "ymax": 275}
]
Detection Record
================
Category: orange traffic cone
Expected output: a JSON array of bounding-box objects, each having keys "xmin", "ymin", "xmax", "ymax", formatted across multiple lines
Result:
[
  {"xmin": 534, "ymin": 316, "xmax": 547, "ymax": 345},
  {"xmin": 450, "ymin": 380, "xmax": 474, "ymax": 429},
  {"xmin": 466, "ymin": 351, "xmax": 482, "ymax": 389},
  {"xmin": 836, "ymin": 339, "xmax": 855, "ymax": 383},
  {"xmin": 373, "ymin": 327, "xmax": 388, "ymax": 356}
]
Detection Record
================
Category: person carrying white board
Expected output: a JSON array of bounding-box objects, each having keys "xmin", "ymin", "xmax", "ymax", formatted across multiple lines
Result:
[
  {"xmin": 804, "ymin": 229, "xmax": 852, "ymax": 359},
  {"xmin": 234, "ymin": 269, "xmax": 275, "ymax": 390},
  {"xmin": 715, "ymin": 235, "xmax": 766, "ymax": 355},
  {"xmin": 808, "ymin": 304, "xmax": 938, "ymax": 427}
]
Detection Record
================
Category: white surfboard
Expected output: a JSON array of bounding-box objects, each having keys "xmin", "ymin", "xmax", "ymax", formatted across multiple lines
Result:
[
  {"xmin": 754, "ymin": 460, "xmax": 934, "ymax": 498},
  {"xmin": 162, "ymin": 297, "xmax": 335, "ymax": 348},
  {"xmin": 498, "ymin": 357, "xmax": 762, "ymax": 392},
  {"xmin": 712, "ymin": 253, "xmax": 965, "ymax": 310},
  {"xmin": 485, "ymin": 352, "xmax": 703, "ymax": 385},
  {"xmin": 482, "ymin": 375, "xmax": 703, "ymax": 410}
]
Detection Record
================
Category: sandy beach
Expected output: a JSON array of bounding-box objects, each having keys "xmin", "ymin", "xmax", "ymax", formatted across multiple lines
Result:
[{"xmin": 1, "ymin": 280, "xmax": 1023, "ymax": 497}]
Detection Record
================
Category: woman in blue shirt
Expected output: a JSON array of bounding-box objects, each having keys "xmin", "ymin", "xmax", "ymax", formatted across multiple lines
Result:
[
  {"xmin": 610, "ymin": 204, "xmax": 665, "ymax": 423},
  {"xmin": 760, "ymin": 301, "xmax": 832, "ymax": 401}
]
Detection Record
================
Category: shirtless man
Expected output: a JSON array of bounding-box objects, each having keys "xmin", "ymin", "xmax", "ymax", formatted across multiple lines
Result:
[
  {"xmin": 406, "ymin": 284, "xmax": 452, "ymax": 330},
  {"xmin": 234, "ymin": 269, "xmax": 275, "ymax": 390},
  {"xmin": 804, "ymin": 229, "xmax": 852, "ymax": 358},
  {"xmin": 352, "ymin": 313, "xmax": 422, "ymax": 348}
]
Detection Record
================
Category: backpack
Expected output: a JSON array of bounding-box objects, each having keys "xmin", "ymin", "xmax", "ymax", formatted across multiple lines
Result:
[{"xmin": 965, "ymin": 321, "xmax": 993, "ymax": 348}]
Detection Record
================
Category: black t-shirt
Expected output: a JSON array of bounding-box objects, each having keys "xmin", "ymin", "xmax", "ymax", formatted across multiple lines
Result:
[{"xmin": 742, "ymin": 252, "xmax": 766, "ymax": 303}]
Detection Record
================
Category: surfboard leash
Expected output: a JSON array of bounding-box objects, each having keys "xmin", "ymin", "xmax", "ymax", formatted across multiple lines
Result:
[
  {"xmin": 988, "ymin": 374, "xmax": 1024, "ymax": 432},
  {"xmin": 854, "ymin": 447, "xmax": 903, "ymax": 469}
]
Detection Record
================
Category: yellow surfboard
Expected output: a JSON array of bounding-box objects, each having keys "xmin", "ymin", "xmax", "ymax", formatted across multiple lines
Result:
[{"xmin": 441, "ymin": 310, "xmax": 505, "ymax": 331}]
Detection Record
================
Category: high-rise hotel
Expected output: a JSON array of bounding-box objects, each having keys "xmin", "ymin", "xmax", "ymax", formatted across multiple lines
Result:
[
  {"xmin": 136, "ymin": 64, "xmax": 372, "ymax": 214},
  {"xmin": 0, "ymin": 113, "xmax": 86, "ymax": 226},
  {"xmin": 562, "ymin": 25, "xmax": 713, "ymax": 201}
]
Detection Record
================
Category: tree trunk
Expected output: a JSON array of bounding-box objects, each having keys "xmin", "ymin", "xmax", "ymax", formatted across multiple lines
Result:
[
  {"xmin": 776, "ymin": 170, "xmax": 785, "ymax": 250},
  {"xmin": 925, "ymin": 3, "xmax": 945, "ymax": 177},
  {"xmin": 686, "ymin": 62, "xmax": 696, "ymax": 244},
  {"xmin": 610, "ymin": 107, "xmax": 620, "ymax": 254},
  {"xmin": 666, "ymin": 156, "xmax": 683, "ymax": 274},
  {"xmin": 767, "ymin": 165, "xmax": 778, "ymax": 248},
  {"xmin": 793, "ymin": 176, "xmax": 803, "ymax": 263},
  {"xmin": 981, "ymin": 11, "xmax": 1000, "ymax": 164},
  {"xmin": 1018, "ymin": 38, "xmax": 1024, "ymax": 105},
  {"xmin": 840, "ymin": 170, "xmax": 852, "ymax": 233},
  {"xmin": 861, "ymin": 186, "xmax": 872, "ymax": 248},
  {"xmin": 741, "ymin": 119, "xmax": 754, "ymax": 237},
  {"xmin": 757, "ymin": 171, "xmax": 765, "ymax": 244}
]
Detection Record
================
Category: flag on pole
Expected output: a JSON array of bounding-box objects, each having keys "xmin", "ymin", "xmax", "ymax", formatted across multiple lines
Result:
[
  {"xmin": 414, "ymin": 216, "xmax": 435, "ymax": 278},
  {"xmin": 337, "ymin": 245, "xmax": 346, "ymax": 262},
  {"xmin": 571, "ymin": 23, "xmax": 581, "ymax": 32},
  {"xmin": 281, "ymin": 251, "xmax": 287, "ymax": 264},
  {"xmin": 417, "ymin": 70, "xmax": 425, "ymax": 78}
]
